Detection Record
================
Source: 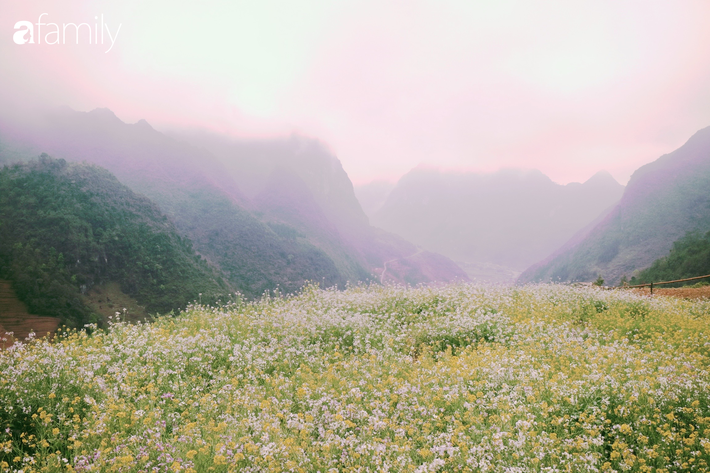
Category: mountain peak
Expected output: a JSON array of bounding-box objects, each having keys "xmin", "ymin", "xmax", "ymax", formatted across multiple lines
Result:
[
  {"xmin": 87, "ymin": 108, "xmax": 122, "ymax": 123},
  {"xmin": 134, "ymin": 119, "xmax": 154, "ymax": 130},
  {"xmin": 583, "ymin": 170, "xmax": 621, "ymax": 188}
]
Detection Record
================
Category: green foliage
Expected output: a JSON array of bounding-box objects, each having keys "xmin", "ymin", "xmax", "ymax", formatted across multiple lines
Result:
[
  {"xmin": 621, "ymin": 300, "xmax": 650, "ymax": 320},
  {"xmin": 134, "ymin": 184, "xmax": 347, "ymax": 298},
  {"xmin": 571, "ymin": 297, "xmax": 609, "ymax": 324},
  {"xmin": 267, "ymin": 222, "xmax": 303, "ymax": 241},
  {"xmin": 0, "ymin": 156, "xmax": 229, "ymax": 327},
  {"xmin": 593, "ymin": 275, "xmax": 604, "ymax": 286},
  {"xmin": 635, "ymin": 231, "xmax": 710, "ymax": 286},
  {"xmin": 413, "ymin": 325, "xmax": 497, "ymax": 356}
]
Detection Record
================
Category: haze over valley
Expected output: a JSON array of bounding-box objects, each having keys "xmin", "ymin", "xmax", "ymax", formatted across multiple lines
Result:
[{"xmin": 356, "ymin": 167, "xmax": 625, "ymax": 282}]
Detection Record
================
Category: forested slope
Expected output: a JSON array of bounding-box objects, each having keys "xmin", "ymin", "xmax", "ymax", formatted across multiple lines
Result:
[{"xmin": 0, "ymin": 156, "xmax": 230, "ymax": 327}]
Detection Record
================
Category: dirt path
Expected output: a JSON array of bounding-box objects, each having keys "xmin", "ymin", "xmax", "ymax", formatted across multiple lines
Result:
[
  {"xmin": 0, "ymin": 280, "xmax": 60, "ymax": 348},
  {"xmin": 380, "ymin": 250, "xmax": 424, "ymax": 284},
  {"xmin": 629, "ymin": 285, "xmax": 710, "ymax": 300}
]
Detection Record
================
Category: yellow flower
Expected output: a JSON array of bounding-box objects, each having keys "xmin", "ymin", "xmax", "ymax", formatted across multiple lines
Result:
[
  {"xmin": 418, "ymin": 448, "xmax": 432, "ymax": 458},
  {"xmin": 619, "ymin": 424, "xmax": 633, "ymax": 435}
]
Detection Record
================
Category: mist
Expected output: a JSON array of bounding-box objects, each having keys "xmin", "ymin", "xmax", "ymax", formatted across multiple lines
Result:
[{"xmin": 3, "ymin": 0, "xmax": 710, "ymax": 186}]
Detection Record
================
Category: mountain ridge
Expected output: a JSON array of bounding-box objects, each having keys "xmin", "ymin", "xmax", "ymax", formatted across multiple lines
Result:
[
  {"xmin": 517, "ymin": 125, "xmax": 710, "ymax": 284},
  {"xmin": 0, "ymin": 107, "xmax": 468, "ymax": 292},
  {"xmin": 362, "ymin": 166, "xmax": 624, "ymax": 282}
]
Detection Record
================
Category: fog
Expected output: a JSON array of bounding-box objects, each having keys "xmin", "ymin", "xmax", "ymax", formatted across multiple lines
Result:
[{"xmin": 3, "ymin": 0, "xmax": 710, "ymax": 186}]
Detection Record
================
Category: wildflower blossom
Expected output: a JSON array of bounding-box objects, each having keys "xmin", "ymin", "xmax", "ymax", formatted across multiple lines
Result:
[{"xmin": 1, "ymin": 283, "xmax": 709, "ymax": 472}]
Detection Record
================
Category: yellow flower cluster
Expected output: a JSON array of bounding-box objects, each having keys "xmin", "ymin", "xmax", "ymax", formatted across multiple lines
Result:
[{"xmin": 1, "ymin": 283, "xmax": 710, "ymax": 472}]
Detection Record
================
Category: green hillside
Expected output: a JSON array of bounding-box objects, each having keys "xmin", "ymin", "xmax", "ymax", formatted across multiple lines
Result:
[
  {"xmin": 0, "ymin": 156, "xmax": 230, "ymax": 327},
  {"xmin": 150, "ymin": 182, "xmax": 347, "ymax": 296},
  {"xmin": 0, "ymin": 108, "xmax": 468, "ymax": 290},
  {"xmin": 631, "ymin": 230, "xmax": 710, "ymax": 286},
  {"xmin": 0, "ymin": 110, "xmax": 364, "ymax": 295}
]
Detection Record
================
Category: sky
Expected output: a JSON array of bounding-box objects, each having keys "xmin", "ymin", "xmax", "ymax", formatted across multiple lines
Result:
[{"xmin": 2, "ymin": 0, "xmax": 710, "ymax": 185}]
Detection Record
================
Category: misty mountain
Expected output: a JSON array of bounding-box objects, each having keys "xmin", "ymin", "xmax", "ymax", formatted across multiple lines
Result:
[
  {"xmin": 518, "ymin": 125, "xmax": 710, "ymax": 285},
  {"xmin": 362, "ymin": 167, "xmax": 624, "ymax": 282},
  {"xmin": 175, "ymin": 131, "xmax": 469, "ymax": 285},
  {"xmin": 0, "ymin": 157, "xmax": 229, "ymax": 327},
  {"xmin": 0, "ymin": 108, "xmax": 351, "ymax": 296},
  {"xmin": 178, "ymin": 133, "xmax": 369, "ymax": 232},
  {"xmin": 0, "ymin": 108, "xmax": 467, "ymax": 292},
  {"xmin": 174, "ymin": 132, "xmax": 372, "ymax": 282}
]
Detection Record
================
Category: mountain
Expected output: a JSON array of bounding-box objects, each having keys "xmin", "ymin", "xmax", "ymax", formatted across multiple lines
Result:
[
  {"xmin": 0, "ymin": 109, "xmax": 363, "ymax": 295},
  {"xmin": 174, "ymin": 131, "xmax": 470, "ymax": 285},
  {"xmin": 518, "ymin": 125, "xmax": 710, "ymax": 285},
  {"xmin": 185, "ymin": 134, "xmax": 375, "ymax": 282},
  {"xmin": 0, "ymin": 108, "xmax": 468, "ymax": 291},
  {"xmin": 0, "ymin": 157, "xmax": 229, "ymax": 328},
  {"xmin": 363, "ymin": 167, "xmax": 624, "ymax": 282}
]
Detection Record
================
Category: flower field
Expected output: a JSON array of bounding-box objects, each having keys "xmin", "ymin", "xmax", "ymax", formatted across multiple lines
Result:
[{"xmin": 2, "ymin": 284, "xmax": 710, "ymax": 473}]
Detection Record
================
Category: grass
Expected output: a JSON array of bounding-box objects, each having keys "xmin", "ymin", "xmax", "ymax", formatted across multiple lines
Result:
[{"xmin": 1, "ymin": 283, "xmax": 710, "ymax": 472}]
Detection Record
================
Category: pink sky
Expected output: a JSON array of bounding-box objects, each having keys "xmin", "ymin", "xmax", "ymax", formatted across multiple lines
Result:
[{"xmin": 2, "ymin": 0, "xmax": 710, "ymax": 185}]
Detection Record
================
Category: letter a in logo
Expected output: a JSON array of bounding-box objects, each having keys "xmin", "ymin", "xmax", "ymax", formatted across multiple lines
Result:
[{"xmin": 13, "ymin": 21, "xmax": 34, "ymax": 44}]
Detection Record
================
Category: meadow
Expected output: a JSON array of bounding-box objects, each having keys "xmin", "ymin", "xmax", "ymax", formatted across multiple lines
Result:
[{"xmin": 1, "ymin": 283, "xmax": 710, "ymax": 472}]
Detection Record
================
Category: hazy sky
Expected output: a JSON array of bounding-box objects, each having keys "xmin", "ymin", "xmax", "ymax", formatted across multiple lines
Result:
[{"xmin": 2, "ymin": 0, "xmax": 710, "ymax": 185}]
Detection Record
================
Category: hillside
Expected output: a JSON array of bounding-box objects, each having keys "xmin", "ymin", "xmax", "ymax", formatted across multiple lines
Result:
[
  {"xmin": 0, "ymin": 109, "xmax": 363, "ymax": 294},
  {"xmin": 631, "ymin": 230, "xmax": 710, "ymax": 285},
  {"xmin": 0, "ymin": 279, "xmax": 60, "ymax": 347},
  {"xmin": 174, "ymin": 131, "xmax": 470, "ymax": 285},
  {"xmin": 364, "ymin": 167, "xmax": 624, "ymax": 281},
  {"xmin": 0, "ymin": 157, "xmax": 229, "ymax": 327},
  {"xmin": 1, "ymin": 109, "xmax": 468, "ymax": 290},
  {"xmin": 519, "ymin": 125, "xmax": 710, "ymax": 285}
]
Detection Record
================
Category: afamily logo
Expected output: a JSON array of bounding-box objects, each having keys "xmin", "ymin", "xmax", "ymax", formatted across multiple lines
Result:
[{"xmin": 13, "ymin": 13, "xmax": 122, "ymax": 53}]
